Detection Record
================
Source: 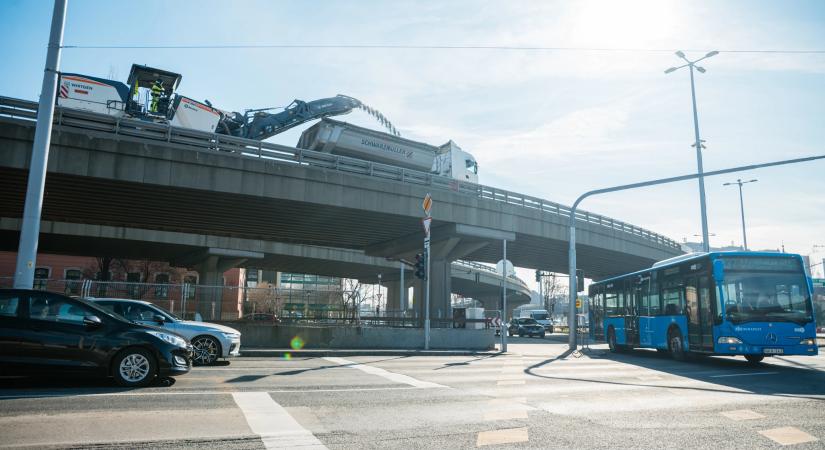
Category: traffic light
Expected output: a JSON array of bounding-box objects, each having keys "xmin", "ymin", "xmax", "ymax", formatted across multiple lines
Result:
[
  {"xmin": 535, "ymin": 270, "xmax": 541, "ymax": 282},
  {"xmin": 576, "ymin": 269, "xmax": 585, "ymax": 293},
  {"xmin": 414, "ymin": 253, "xmax": 427, "ymax": 280}
]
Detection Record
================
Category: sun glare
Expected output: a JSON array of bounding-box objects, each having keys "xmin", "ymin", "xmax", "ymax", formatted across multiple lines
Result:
[{"xmin": 568, "ymin": 0, "xmax": 679, "ymax": 48}]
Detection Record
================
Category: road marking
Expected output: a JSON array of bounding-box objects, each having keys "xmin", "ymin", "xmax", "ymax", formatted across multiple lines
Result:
[
  {"xmin": 232, "ymin": 392, "xmax": 327, "ymax": 449},
  {"xmin": 719, "ymin": 409, "xmax": 765, "ymax": 421},
  {"xmin": 476, "ymin": 427, "xmax": 529, "ymax": 446},
  {"xmin": 758, "ymin": 427, "xmax": 818, "ymax": 446},
  {"xmin": 709, "ymin": 372, "xmax": 779, "ymax": 378},
  {"xmin": 0, "ymin": 386, "xmax": 419, "ymax": 400},
  {"xmin": 323, "ymin": 357, "xmax": 447, "ymax": 388}
]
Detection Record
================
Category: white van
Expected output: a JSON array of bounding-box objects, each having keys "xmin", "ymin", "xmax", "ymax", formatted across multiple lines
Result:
[{"xmin": 519, "ymin": 309, "xmax": 553, "ymax": 332}]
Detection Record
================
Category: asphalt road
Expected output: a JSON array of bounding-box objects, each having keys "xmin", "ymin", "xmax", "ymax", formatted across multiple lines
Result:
[{"xmin": 1, "ymin": 336, "xmax": 823, "ymax": 449}]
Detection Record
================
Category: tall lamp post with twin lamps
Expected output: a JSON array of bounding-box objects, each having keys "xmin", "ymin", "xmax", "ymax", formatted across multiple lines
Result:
[{"xmin": 665, "ymin": 50, "xmax": 719, "ymax": 252}]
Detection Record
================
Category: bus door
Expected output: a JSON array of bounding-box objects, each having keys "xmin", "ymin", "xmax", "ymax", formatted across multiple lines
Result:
[
  {"xmin": 686, "ymin": 276, "xmax": 714, "ymax": 351},
  {"xmin": 625, "ymin": 279, "xmax": 640, "ymax": 346}
]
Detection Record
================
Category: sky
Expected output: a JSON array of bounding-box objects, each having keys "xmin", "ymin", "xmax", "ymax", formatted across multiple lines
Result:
[{"xmin": 1, "ymin": 0, "xmax": 824, "ymax": 287}]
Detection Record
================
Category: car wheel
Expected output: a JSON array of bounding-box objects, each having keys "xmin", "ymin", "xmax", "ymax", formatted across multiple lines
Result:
[
  {"xmin": 508, "ymin": 331, "xmax": 514, "ymax": 337},
  {"xmin": 540, "ymin": 332, "xmax": 546, "ymax": 339},
  {"xmin": 113, "ymin": 348, "xmax": 156, "ymax": 387},
  {"xmin": 745, "ymin": 355, "xmax": 764, "ymax": 365},
  {"xmin": 518, "ymin": 333, "xmax": 524, "ymax": 338},
  {"xmin": 192, "ymin": 335, "xmax": 221, "ymax": 366},
  {"xmin": 668, "ymin": 329, "xmax": 686, "ymax": 361}
]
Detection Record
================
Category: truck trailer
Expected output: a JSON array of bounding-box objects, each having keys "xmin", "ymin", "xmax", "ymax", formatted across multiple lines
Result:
[{"xmin": 297, "ymin": 118, "xmax": 479, "ymax": 183}]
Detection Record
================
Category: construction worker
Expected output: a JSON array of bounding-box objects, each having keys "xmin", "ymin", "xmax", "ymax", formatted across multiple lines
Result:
[{"xmin": 149, "ymin": 79, "xmax": 163, "ymax": 113}]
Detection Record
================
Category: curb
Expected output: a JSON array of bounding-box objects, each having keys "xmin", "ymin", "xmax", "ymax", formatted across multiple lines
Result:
[{"xmin": 240, "ymin": 349, "xmax": 499, "ymax": 357}]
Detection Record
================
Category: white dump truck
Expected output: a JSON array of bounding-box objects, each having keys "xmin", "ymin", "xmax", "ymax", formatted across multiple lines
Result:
[{"xmin": 297, "ymin": 118, "xmax": 479, "ymax": 183}]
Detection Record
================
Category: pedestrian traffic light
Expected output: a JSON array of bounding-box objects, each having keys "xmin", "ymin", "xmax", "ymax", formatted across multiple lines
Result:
[
  {"xmin": 414, "ymin": 253, "xmax": 427, "ymax": 280},
  {"xmin": 535, "ymin": 270, "xmax": 541, "ymax": 282}
]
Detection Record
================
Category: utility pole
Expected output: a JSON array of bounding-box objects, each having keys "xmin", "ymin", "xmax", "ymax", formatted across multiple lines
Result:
[
  {"xmin": 665, "ymin": 50, "xmax": 719, "ymax": 253},
  {"xmin": 501, "ymin": 239, "xmax": 508, "ymax": 353},
  {"xmin": 13, "ymin": 0, "xmax": 68, "ymax": 288},
  {"xmin": 723, "ymin": 178, "xmax": 758, "ymax": 250}
]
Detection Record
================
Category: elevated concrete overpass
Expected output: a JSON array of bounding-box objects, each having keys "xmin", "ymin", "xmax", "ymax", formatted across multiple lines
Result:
[{"xmin": 0, "ymin": 97, "xmax": 682, "ymax": 319}]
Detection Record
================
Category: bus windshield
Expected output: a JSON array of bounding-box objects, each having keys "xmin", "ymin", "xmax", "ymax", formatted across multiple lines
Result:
[{"xmin": 719, "ymin": 270, "xmax": 813, "ymax": 325}]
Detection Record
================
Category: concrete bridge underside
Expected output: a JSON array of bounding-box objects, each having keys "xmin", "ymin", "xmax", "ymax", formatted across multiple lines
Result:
[
  {"xmin": 0, "ymin": 118, "xmax": 681, "ymax": 318},
  {"xmin": 0, "ymin": 218, "xmax": 532, "ymax": 316}
]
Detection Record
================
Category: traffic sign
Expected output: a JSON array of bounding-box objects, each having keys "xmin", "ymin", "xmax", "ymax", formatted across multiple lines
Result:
[
  {"xmin": 422, "ymin": 193, "xmax": 432, "ymax": 216},
  {"xmin": 813, "ymin": 278, "xmax": 825, "ymax": 287},
  {"xmin": 575, "ymin": 298, "xmax": 582, "ymax": 309},
  {"xmin": 422, "ymin": 216, "xmax": 432, "ymax": 237},
  {"xmin": 489, "ymin": 317, "xmax": 502, "ymax": 327}
]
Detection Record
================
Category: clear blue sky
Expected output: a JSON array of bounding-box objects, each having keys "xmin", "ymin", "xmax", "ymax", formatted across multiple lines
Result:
[{"xmin": 2, "ymin": 0, "xmax": 825, "ymax": 280}]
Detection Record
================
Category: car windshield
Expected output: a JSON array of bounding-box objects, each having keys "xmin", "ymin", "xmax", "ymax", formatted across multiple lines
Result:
[
  {"xmin": 531, "ymin": 313, "xmax": 549, "ymax": 320},
  {"xmin": 719, "ymin": 270, "xmax": 813, "ymax": 325}
]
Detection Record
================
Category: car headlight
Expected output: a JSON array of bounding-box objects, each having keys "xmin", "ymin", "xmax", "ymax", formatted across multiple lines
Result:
[
  {"xmin": 717, "ymin": 336, "xmax": 743, "ymax": 344},
  {"xmin": 799, "ymin": 338, "xmax": 816, "ymax": 346},
  {"xmin": 222, "ymin": 332, "xmax": 241, "ymax": 339},
  {"xmin": 147, "ymin": 330, "xmax": 187, "ymax": 347}
]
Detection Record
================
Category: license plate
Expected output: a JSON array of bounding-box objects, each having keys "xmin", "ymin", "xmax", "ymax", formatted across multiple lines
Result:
[{"xmin": 763, "ymin": 348, "xmax": 784, "ymax": 355}]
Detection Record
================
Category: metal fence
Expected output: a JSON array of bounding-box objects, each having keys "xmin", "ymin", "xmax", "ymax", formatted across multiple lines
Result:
[
  {"xmin": 0, "ymin": 277, "xmax": 489, "ymax": 328},
  {"xmin": 0, "ymin": 95, "xmax": 681, "ymax": 251}
]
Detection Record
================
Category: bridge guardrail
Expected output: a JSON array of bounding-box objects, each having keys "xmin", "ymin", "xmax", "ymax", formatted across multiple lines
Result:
[{"xmin": 0, "ymin": 95, "xmax": 681, "ymax": 251}]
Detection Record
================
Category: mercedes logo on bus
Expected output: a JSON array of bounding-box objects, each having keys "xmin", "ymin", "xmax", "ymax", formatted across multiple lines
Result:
[{"xmin": 766, "ymin": 332, "xmax": 778, "ymax": 344}]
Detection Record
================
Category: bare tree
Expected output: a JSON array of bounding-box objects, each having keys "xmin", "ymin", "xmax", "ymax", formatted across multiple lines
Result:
[{"xmin": 541, "ymin": 273, "xmax": 567, "ymax": 317}]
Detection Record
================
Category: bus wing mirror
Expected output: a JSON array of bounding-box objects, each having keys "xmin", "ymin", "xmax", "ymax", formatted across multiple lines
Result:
[{"xmin": 713, "ymin": 260, "xmax": 725, "ymax": 282}]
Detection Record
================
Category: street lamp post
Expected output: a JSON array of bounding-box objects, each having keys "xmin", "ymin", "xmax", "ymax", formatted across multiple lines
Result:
[
  {"xmin": 723, "ymin": 178, "xmax": 758, "ymax": 250},
  {"xmin": 665, "ymin": 50, "xmax": 719, "ymax": 253}
]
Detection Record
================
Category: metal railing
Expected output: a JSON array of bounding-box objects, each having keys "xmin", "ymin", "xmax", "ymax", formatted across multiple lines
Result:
[{"xmin": 0, "ymin": 95, "xmax": 681, "ymax": 250}]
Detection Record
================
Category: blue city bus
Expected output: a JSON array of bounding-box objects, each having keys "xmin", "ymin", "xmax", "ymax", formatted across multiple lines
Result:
[{"xmin": 588, "ymin": 252, "xmax": 818, "ymax": 363}]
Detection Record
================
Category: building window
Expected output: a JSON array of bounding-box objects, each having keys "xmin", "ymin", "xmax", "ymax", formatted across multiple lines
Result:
[
  {"xmin": 126, "ymin": 272, "xmax": 142, "ymax": 299},
  {"xmin": 64, "ymin": 269, "xmax": 82, "ymax": 295},
  {"xmin": 155, "ymin": 273, "xmax": 170, "ymax": 299},
  {"xmin": 34, "ymin": 267, "xmax": 50, "ymax": 290}
]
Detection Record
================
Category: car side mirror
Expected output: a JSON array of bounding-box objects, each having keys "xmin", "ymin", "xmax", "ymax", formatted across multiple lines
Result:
[
  {"xmin": 83, "ymin": 315, "xmax": 103, "ymax": 329},
  {"xmin": 153, "ymin": 314, "xmax": 166, "ymax": 324}
]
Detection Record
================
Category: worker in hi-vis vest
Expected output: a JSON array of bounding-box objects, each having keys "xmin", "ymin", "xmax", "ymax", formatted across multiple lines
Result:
[{"xmin": 150, "ymin": 79, "xmax": 163, "ymax": 112}]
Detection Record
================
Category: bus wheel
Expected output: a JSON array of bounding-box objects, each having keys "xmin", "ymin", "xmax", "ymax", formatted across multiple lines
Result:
[
  {"xmin": 668, "ymin": 329, "xmax": 686, "ymax": 361},
  {"xmin": 745, "ymin": 355, "xmax": 764, "ymax": 364},
  {"xmin": 607, "ymin": 328, "xmax": 618, "ymax": 353}
]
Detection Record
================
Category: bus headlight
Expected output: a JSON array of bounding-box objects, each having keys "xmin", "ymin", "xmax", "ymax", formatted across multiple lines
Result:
[
  {"xmin": 717, "ymin": 336, "xmax": 743, "ymax": 344},
  {"xmin": 799, "ymin": 338, "xmax": 816, "ymax": 346}
]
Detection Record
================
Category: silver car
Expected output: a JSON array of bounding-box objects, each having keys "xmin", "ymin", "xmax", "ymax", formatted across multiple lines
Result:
[{"xmin": 90, "ymin": 298, "xmax": 241, "ymax": 365}]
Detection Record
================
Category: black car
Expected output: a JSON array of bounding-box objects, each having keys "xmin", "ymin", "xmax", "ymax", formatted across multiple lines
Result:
[
  {"xmin": 0, "ymin": 289, "xmax": 192, "ymax": 387},
  {"xmin": 508, "ymin": 318, "xmax": 546, "ymax": 338}
]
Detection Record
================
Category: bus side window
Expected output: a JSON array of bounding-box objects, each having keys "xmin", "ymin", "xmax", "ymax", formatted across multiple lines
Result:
[
  {"xmin": 639, "ymin": 277, "xmax": 650, "ymax": 315},
  {"xmin": 649, "ymin": 279, "xmax": 660, "ymax": 315},
  {"xmin": 662, "ymin": 287, "xmax": 683, "ymax": 315},
  {"xmin": 606, "ymin": 291, "xmax": 618, "ymax": 316}
]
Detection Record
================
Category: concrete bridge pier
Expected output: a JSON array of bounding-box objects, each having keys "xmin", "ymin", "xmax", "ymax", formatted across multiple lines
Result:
[
  {"xmin": 182, "ymin": 248, "xmax": 264, "ymax": 320},
  {"xmin": 384, "ymin": 279, "xmax": 411, "ymax": 316}
]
